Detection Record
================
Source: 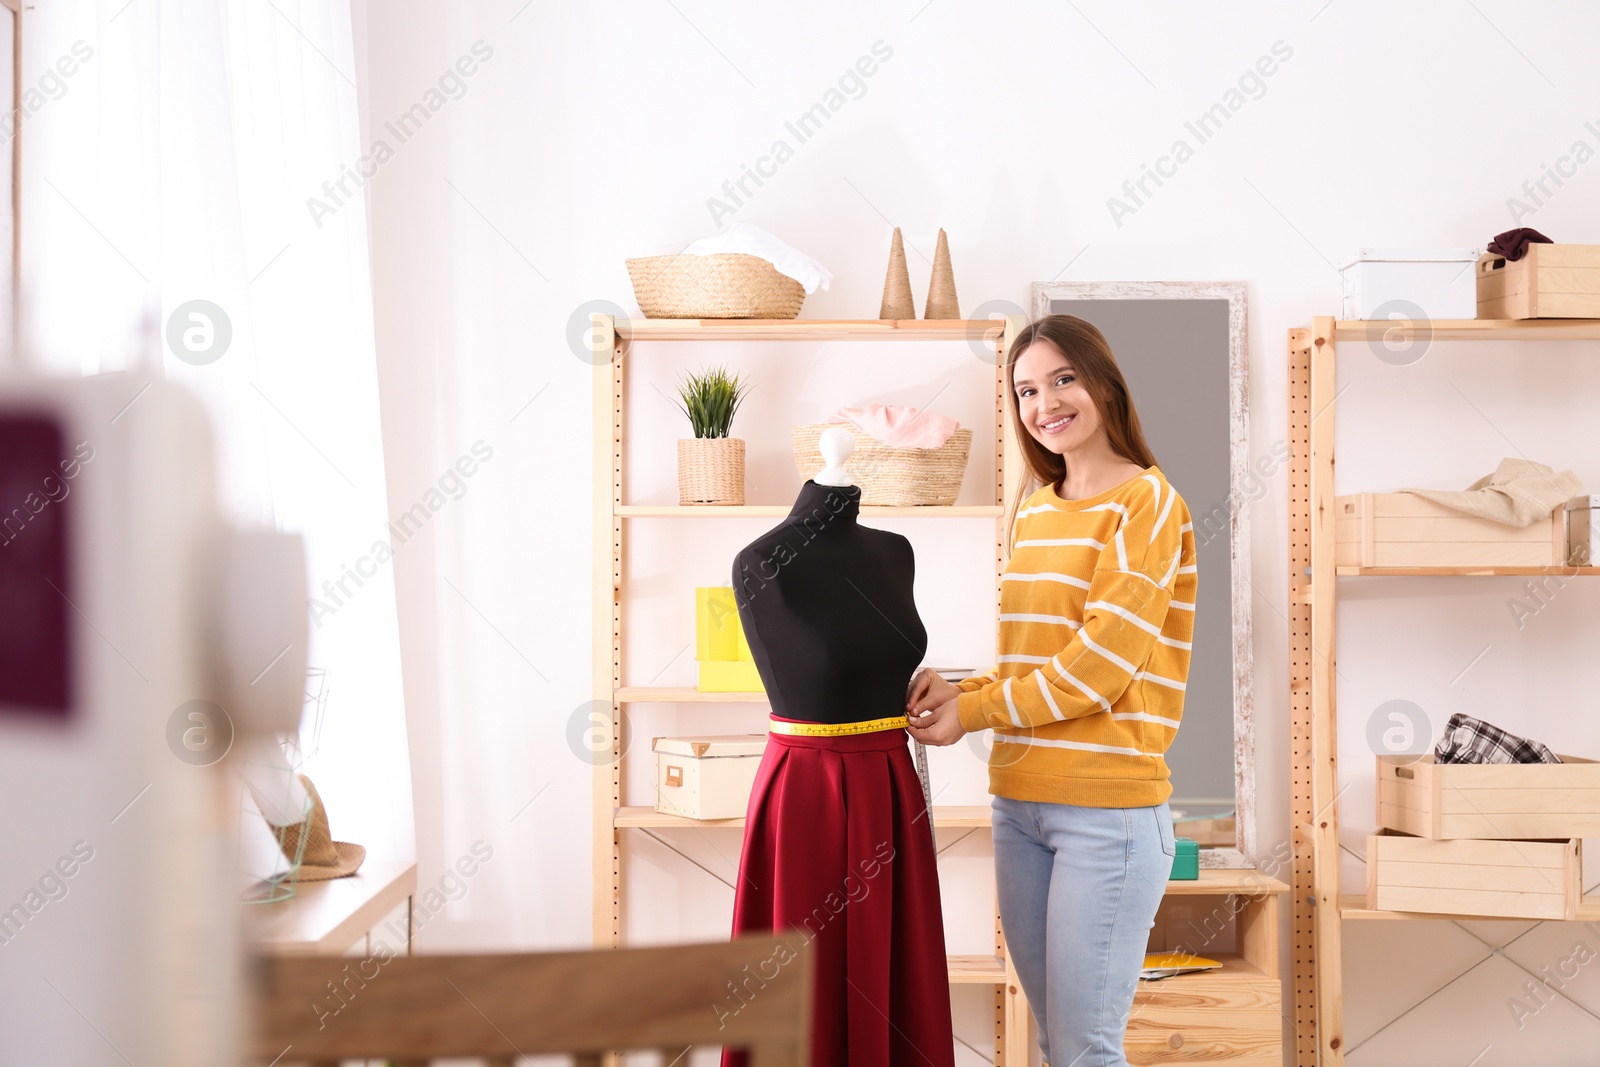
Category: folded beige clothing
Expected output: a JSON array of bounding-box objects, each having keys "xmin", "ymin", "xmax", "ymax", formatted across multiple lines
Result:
[{"xmin": 1400, "ymin": 457, "xmax": 1582, "ymax": 527}]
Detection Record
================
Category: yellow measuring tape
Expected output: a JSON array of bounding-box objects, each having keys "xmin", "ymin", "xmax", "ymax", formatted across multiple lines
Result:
[{"xmin": 768, "ymin": 714, "xmax": 910, "ymax": 737}]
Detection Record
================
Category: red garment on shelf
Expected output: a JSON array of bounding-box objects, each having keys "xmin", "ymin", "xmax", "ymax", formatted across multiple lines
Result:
[{"xmin": 720, "ymin": 716, "xmax": 955, "ymax": 1067}]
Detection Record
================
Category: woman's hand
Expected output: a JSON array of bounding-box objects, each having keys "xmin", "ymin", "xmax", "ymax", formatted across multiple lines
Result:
[
  {"xmin": 905, "ymin": 667, "xmax": 958, "ymax": 714},
  {"xmin": 906, "ymin": 695, "xmax": 967, "ymax": 746},
  {"xmin": 905, "ymin": 668, "xmax": 967, "ymax": 746}
]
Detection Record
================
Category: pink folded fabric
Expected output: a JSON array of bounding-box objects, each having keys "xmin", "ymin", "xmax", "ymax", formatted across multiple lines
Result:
[{"xmin": 827, "ymin": 403, "xmax": 959, "ymax": 448}]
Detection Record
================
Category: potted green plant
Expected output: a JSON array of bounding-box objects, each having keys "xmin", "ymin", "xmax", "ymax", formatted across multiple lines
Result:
[{"xmin": 672, "ymin": 364, "xmax": 752, "ymax": 505}]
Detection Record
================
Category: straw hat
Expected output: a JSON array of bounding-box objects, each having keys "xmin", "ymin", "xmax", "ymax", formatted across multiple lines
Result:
[{"xmin": 274, "ymin": 774, "xmax": 366, "ymax": 882}]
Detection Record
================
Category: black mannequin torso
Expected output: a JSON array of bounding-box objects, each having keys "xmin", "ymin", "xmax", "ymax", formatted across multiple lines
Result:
[{"xmin": 731, "ymin": 479, "xmax": 927, "ymax": 724}]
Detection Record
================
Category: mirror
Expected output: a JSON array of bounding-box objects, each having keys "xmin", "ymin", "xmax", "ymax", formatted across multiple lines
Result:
[{"xmin": 1031, "ymin": 281, "xmax": 1254, "ymax": 867}]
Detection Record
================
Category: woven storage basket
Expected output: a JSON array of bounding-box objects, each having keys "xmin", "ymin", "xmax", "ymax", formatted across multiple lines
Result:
[
  {"xmin": 626, "ymin": 253, "xmax": 805, "ymax": 319},
  {"xmin": 790, "ymin": 425, "xmax": 971, "ymax": 506},
  {"xmin": 678, "ymin": 437, "xmax": 745, "ymax": 505}
]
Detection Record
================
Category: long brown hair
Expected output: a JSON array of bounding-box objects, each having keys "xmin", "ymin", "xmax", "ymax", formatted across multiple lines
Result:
[{"xmin": 1003, "ymin": 314, "xmax": 1158, "ymax": 553}]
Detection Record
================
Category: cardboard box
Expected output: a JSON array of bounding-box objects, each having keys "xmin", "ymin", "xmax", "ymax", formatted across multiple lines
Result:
[
  {"xmin": 1477, "ymin": 244, "xmax": 1600, "ymax": 319},
  {"xmin": 652, "ymin": 734, "xmax": 766, "ymax": 820},
  {"xmin": 1377, "ymin": 753, "xmax": 1600, "ymax": 840},
  {"xmin": 1366, "ymin": 828, "xmax": 1580, "ymax": 920},
  {"xmin": 1334, "ymin": 493, "xmax": 1563, "ymax": 569}
]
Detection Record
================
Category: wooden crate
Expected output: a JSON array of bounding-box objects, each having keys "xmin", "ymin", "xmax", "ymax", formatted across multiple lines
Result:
[
  {"xmin": 1477, "ymin": 244, "xmax": 1600, "ymax": 319},
  {"xmin": 1379, "ymin": 753, "xmax": 1600, "ymax": 839},
  {"xmin": 1366, "ymin": 828, "xmax": 1580, "ymax": 920},
  {"xmin": 1334, "ymin": 493, "xmax": 1562, "ymax": 568},
  {"xmin": 1125, "ymin": 956, "xmax": 1281, "ymax": 1066}
]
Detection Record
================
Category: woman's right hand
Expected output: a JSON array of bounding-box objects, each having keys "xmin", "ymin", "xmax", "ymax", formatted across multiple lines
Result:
[{"xmin": 906, "ymin": 667, "xmax": 959, "ymax": 718}]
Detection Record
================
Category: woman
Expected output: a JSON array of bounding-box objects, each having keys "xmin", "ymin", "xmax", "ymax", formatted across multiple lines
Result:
[{"xmin": 907, "ymin": 314, "xmax": 1196, "ymax": 1067}]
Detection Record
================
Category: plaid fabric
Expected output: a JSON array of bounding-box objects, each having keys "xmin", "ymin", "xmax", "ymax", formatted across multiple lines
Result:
[{"xmin": 1434, "ymin": 712, "xmax": 1562, "ymax": 765}]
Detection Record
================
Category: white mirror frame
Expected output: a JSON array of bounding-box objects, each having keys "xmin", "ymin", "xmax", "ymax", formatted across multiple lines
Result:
[{"xmin": 1030, "ymin": 280, "xmax": 1254, "ymax": 868}]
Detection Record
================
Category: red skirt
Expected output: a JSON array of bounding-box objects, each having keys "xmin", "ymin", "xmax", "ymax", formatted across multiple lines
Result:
[{"xmin": 721, "ymin": 715, "xmax": 955, "ymax": 1067}]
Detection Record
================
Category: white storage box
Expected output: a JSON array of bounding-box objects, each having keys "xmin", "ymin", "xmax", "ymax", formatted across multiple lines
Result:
[
  {"xmin": 1340, "ymin": 248, "xmax": 1480, "ymax": 320},
  {"xmin": 652, "ymin": 734, "xmax": 766, "ymax": 821},
  {"xmin": 1566, "ymin": 495, "xmax": 1600, "ymax": 567}
]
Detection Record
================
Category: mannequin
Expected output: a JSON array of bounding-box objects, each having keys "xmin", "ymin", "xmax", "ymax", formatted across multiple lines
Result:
[
  {"xmin": 721, "ymin": 428, "xmax": 955, "ymax": 1067},
  {"xmin": 732, "ymin": 431, "xmax": 926, "ymax": 725}
]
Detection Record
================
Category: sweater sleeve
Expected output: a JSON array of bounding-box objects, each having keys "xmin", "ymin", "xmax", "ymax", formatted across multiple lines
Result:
[
  {"xmin": 954, "ymin": 669, "xmax": 996, "ymax": 694},
  {"xmin": 956, "ymin": 481, "xmax": 1185, "ymax": 733},
  {"xmin": 948, "ymin": 500, "xmax": 1021, "ymax": 697}
]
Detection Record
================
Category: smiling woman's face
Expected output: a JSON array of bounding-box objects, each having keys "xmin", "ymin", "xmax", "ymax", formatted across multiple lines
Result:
[{"xmin": 1012, "ymin": 339, "xmax": 1102, "ymax": 456}]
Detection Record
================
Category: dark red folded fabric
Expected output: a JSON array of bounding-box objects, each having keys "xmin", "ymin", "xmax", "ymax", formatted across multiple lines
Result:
[
  {"xmin": 1487, "ymin": 227, "xmax": 1553, "ymax": 261},
  {"xmin": 721, "ymin": 719, "xmax": 955, "ymax": 1067}
]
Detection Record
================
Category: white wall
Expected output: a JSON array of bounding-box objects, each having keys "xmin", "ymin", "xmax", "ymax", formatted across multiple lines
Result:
[{"xmin": 359, "ymin": 2, "xmax": 1600, "ymax": 1063}]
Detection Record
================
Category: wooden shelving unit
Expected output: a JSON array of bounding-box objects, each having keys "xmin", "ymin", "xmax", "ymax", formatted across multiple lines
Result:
[
  {"xmin": 1288, "ymin": 316, "xmax": 1600, "ymax": 1067},
  {"xmin": 593, "ymin": 314, "xmax": 1288, "ymax": 1065},
  {"xmin": 592, "ymin": 314, "xmax": 1037, "ymax": 1065}
]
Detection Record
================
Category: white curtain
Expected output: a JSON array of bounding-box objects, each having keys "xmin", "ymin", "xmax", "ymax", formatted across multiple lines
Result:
[{"xmin": 20, "ymin": 0, "xmax": 413, "ymax": 863}]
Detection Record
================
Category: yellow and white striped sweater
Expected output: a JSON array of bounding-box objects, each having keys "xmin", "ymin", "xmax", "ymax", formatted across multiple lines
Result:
[{"xmin": 955, "ymin": 465, "xmax": 1196, "ymax": 807}]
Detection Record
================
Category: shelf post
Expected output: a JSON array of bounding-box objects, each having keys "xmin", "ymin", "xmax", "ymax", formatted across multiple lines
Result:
[
  {"xmin": 1287, "ymin": 327, "xmax": 1319, "ymax": 1067},
  {"xmin": 593, "ymin": 314, "xmax": 623, "ymax": 955},
  {"xmin": 994, "ymin": 313, "xmax": 1029, "ymax": 1065},
  {"xmin": 1307, "ymin": 316, "xmax": 1344, "ymax": 1065}
]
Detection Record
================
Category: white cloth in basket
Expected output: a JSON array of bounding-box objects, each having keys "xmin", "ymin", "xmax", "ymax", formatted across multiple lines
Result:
[
  {"xmin": 828, "ymin": 404, "xmax": 959, "ymax": 449},
  {"xmin": 680, "ymin": 222, "xmax": 833, "ymax": 294}
]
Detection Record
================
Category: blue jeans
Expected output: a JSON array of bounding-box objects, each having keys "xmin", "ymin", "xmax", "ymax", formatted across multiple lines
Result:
[{"xmin": 992, "ymin": 795, "xmax": 1175, "ymax": 1067}]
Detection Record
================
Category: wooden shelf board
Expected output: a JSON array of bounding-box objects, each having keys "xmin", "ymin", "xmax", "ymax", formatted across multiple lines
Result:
[
  {"xmin": 615, "ymin": 815, "xmax": 1287, "ymax": 897},
  {"xmin": 618, "ymin": 504, "xmax": 1003, "ymax": 518},
  {"xmin": 1336, "ymin": 565, "xmax": 1600, "ymax": 577},
  {"xmin": 615, "ymin": 687, "xmax": 768, "ymax": 703},
  {"xmin": 613, "ymin": 318, "xmax": 1009, "ymax": 342},
  {"xmin": 1165, "ymin": 869, "xmax": 1290, "ymax": 896},
  {"xmin": 1340, "ymin": 893, "xmax": 1600, "ymax": 921},
  {"xmin": 953, "ymin": 953, "xmax": 1267, "ymax": 991},
  {"xmin": 947, "ymin": 954, "xmax": 1006, "ymax": 983},
  {"xmin": 1333, "ymin": 318, "xmax": 1600, "ymax": 341},
  {"xmin": 614, "ymin": 804, "xmax": 994, "ymax": 829}
]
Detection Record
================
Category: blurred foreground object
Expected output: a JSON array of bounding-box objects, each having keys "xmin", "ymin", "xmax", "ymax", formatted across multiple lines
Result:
[
  {"xmin": 0, "ymin": 371, "xmax": 306, "ymax": 1067},
  {"xmin": 250, "ymin": 933, "xmax": 813, "ymax": 1066}
]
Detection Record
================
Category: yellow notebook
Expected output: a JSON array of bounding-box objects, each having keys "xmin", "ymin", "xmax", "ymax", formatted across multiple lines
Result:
[{"xmin": 1140, "ymin": 952, "xmax": 1222, "ymax": 980}]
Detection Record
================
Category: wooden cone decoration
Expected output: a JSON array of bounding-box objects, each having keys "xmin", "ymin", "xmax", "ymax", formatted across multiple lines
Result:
[
  {"xmin": 879, "ymin": 227, "xmax": 916, "ymax": 319},
  {"xmin": 924, "ymin": 228, "xmax": 960, "ymax": 319}
]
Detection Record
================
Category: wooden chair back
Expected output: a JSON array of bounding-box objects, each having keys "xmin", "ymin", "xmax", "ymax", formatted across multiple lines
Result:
[{"xmin": 248, "ymin": 933, "xmax": 812, "ymax": 1066}]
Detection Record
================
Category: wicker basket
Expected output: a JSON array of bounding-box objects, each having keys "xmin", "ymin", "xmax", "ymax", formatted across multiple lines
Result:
[
  {"xmin": 678, "ymin": 437, "xmax": 745, "ymax": 505},
  {"xmin": 626, "ymin": 253, "xmax": 805, "ymax": 319},
  {"xmin": 790, "ymin": 425, "xmax": 971, "ymax": 506}
]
